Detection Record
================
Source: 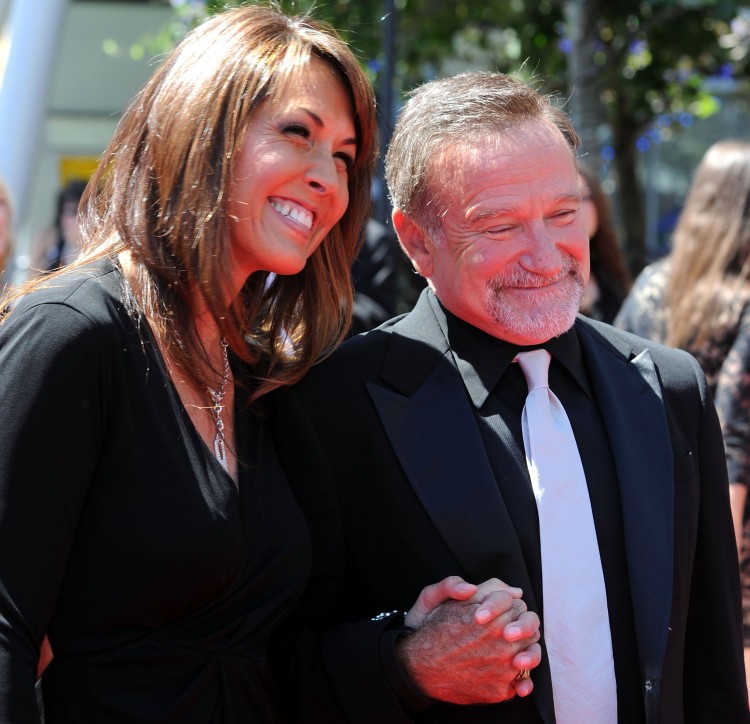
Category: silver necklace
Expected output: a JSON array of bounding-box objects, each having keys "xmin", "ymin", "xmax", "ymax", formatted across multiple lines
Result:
[{"xmin": 208, "ymin": 338, "xmax": 230, "ymax": 472}]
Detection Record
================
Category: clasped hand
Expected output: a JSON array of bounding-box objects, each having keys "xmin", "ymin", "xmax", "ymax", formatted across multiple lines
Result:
[{"xmin": 397, "ymin": 576, "xmax": 541, "ymax": 705}]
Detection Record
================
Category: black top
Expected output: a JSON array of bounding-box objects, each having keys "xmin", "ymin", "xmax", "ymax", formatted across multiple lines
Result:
[{"xmin": 0, "ymin": 259, "xmax": 310, "ymax": 722}]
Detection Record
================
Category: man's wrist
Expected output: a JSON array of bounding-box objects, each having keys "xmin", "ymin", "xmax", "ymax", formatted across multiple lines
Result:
[{"xmin": 376, "ymin": 612, "xmax": 436, "ymax": 714}]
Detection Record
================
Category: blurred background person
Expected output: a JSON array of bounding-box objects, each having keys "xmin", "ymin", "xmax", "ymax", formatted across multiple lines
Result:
[
  {"xmin": 578, "ymin": 163, "xmax": 631, "ymax": 324},
  {"xmin": 349, "ymin": 217, "xmax": 400, "ymax": 335},
  {"xmin": 615, "ymin": 139, "xmax": 750, "ymax": 692},
  {"xmin": 350, "ymin": 217, "xmax": 431, "ymax": 336},
  {"xmin": 0, "ymin": 180, "xmax": 14, "ymax": 295},
  {"xmin": 30, "ymin": 178, "xmax": 87, "ymax": 273}
]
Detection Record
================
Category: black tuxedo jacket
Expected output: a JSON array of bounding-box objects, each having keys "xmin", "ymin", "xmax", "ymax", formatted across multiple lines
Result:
[{"xmin": 271, "ymin": 290, "xmax": 747, "ymax": 723}]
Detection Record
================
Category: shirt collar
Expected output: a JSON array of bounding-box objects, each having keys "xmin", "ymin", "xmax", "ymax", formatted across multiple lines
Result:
[{"xmin": 428, "ymin": 291, "xmax": 592, "ymax": 408}]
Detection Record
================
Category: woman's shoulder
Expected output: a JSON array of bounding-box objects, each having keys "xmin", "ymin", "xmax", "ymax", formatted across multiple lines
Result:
[
  {"xmin": 1, "ymin": 258, "xmax": 134, "ymax": 358},
  {"xmin": 631, "ymin": 256, "xmax": 671, "ymax": 292},
  {"xmin": 614, "ymin": 257, "xmax": 671, "ymax": 339},
  {"xmin": 9, "ymin": 258, "xmax": 124, "ymax": 325}
]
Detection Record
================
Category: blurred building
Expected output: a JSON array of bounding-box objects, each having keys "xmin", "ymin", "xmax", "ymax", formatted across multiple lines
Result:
[{"xmin": 0, "ymin": 0, "xmax": 172, "ymax": 280}]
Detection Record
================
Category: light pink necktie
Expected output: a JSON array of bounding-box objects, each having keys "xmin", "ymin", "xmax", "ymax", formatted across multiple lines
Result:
[{"xmin": 515, "ymin": 349, "xmax": 617, "ymax": 723}]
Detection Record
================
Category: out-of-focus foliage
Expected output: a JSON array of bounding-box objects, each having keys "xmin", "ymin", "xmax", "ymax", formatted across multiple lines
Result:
[
  {"xmin": 154, "ymin": 1, "xmax": 750, "ymax": 132},
  {"xmin": 579, "ymin": 2, "xmax": 744, "ymax": 130},
  {"xmin": 139, "ymin": 0, "xmax": 750, "ymax": 272}
]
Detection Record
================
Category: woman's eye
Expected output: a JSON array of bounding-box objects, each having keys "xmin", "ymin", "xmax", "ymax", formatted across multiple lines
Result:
[
  {"xmin": 282, "ymin": 121, "xmax": 354, "ymax": 172},
  {"xmin": 283, "ymin": 123, "xmax": 310, "ymax": 139},
  {"xmin": 334, "ymin": 152, "xmax": 354, "ymax": 173}
]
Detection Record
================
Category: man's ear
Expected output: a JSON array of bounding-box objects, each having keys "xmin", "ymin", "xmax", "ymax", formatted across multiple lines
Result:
[{"xmin": 392, "ymin": 208, "xmax": 434, "ymax": 279}]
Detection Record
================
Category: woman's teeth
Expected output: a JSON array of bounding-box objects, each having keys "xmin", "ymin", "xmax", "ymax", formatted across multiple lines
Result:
[{"xmin": 271, "ymin": 200, "xmax": 313, "ymax": 230}]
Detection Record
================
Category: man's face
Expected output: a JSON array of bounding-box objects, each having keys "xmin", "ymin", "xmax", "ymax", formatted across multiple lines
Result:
[{"xmin": 402, "ymin": 119, "xmax": 589, "ymax": 346}]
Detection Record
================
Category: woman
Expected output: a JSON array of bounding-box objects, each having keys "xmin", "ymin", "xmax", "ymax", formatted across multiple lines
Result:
[
  {"xmin": 0, "ymin": 4, "xmax": 376, "ymax": 722},
  {"xmin": 578, "ymin": 164, "xmax": 631, "ymax": 324},
  {"xmin": 0, "ymin": 180, "xmax": 14, "ymax": 294},
  {"xmin": 30, "ymin": 178, "xmax": 88, "ymax": 273},
  {"xmin": 615, "ymin": 139, "xmax": 750, "ymax": 692}
]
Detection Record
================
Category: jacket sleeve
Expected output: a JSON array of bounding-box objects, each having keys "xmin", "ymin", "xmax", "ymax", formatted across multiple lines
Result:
[{"xmin": 269, "ymin": 388, "xmax": 434, "ymax": 724}]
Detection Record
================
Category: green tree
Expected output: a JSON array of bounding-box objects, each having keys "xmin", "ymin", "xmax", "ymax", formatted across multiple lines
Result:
[
  {"xmin": 559, "ymin": 0, "xmax": 746, "ymax": 272},
  {"xmin": 168, "ymin": 0, "xmax": 749, "ymax": 273}
]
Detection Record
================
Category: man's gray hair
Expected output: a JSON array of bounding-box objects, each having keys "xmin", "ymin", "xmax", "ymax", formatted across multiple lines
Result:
[{"xmin": 384, "ymin": 72, "xmax": 580, "ymax": 240}]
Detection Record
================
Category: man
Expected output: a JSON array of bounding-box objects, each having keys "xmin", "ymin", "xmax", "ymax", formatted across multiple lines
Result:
[{"xmin": 271, "ymin": 72, "xmax": 748, "ymax": 722}]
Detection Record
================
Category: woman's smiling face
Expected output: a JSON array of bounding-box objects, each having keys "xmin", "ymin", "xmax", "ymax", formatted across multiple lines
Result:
[{"xmin": 226, "ymin": 57, "xmax": 357, "ymax": 285}]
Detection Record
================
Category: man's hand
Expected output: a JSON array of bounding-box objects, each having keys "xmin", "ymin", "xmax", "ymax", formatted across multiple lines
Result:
[{"xmin": 398, "ymin": 577, "xmax": 541, "ymax": 704}]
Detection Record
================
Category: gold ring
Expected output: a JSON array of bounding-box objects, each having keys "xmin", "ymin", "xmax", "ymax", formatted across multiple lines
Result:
[{"xmin": 515, "ymin": 668, "xmax": 531, "ymax": 681}]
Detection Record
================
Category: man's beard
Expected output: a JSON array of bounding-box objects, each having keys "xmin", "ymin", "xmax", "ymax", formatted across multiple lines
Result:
[{"xmin": 483, "ymin": 255, "xmax": 586, "ymax": 342}]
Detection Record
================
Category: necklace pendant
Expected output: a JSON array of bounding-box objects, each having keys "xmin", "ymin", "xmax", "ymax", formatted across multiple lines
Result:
[
  {"xmin": 208, "ymin": 337, "xmax": 230, "ymax": 474},
  {"xmin": 214, "ymin": 433, "xmax": 228, "ymax": 472}
]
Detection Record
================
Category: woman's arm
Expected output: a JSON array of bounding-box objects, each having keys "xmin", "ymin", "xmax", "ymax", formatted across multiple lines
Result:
[
  {"xmin": 713, "ymin": 317, "xmax": 750, "ymax": 558},
  {"xmin": 0, "ymin": 300, "xmax": 105, "ymax": 719},
  {"xmin": 730, "ymin": 483, "xmax": 748, "ymax": 558}
]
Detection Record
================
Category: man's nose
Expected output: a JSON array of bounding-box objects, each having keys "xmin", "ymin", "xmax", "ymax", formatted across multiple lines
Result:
[{"xmin": 519, "ymin": 226, "xmax": 563, "ymax": 276}]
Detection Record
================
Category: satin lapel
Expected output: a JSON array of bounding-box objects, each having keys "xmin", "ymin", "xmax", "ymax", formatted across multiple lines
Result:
[
  {"xmin": 579, "ymin": 325, "xmax": 674, "ymax": 674},
  {"xmin": 367, "ymin": 318, "xmax": 531, "ymax": 591}
]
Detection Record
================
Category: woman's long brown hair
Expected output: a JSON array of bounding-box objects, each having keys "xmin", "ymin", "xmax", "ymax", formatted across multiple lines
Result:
[
  {"xmin": 2, "ymin": 4, "xmax": 377, "ymax": 404},
  {"xmin": 663, "ymin": 140, "xmax": 750, "ymax": 351}
]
